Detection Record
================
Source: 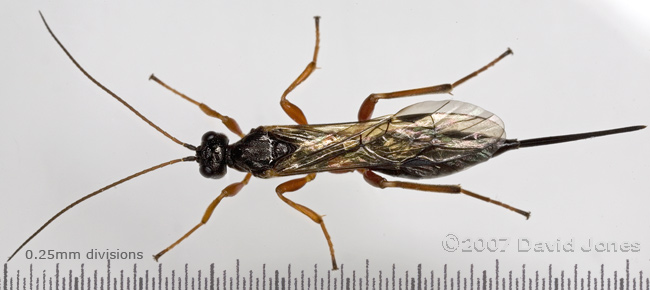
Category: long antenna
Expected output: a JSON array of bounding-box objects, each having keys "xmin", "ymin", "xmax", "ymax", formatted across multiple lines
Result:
[
  {"xmin": 7, "ymin": 13, "xmax": 202, "ymax": 261},
  {"xmin": 8, "ymin": 156, "xmax": 197, "ymax": 262},
  {"xmin": 38, "ymin": 11, "xmax": 195, "ymax": 151}
]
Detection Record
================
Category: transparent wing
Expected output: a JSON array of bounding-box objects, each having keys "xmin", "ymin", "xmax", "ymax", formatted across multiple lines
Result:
[{"xmin": 265, "ymin": 100, "xmax": 506, "ymax": 177}]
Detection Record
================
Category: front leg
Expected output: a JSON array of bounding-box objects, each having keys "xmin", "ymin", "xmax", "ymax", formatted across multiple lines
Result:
[
  {"xmin": 153, "ymin": 173, "xmax": 252, "ymax": 261},
  {"xmin": 149, "ymin": 74, "xmax": 244, "ymax": 138}
]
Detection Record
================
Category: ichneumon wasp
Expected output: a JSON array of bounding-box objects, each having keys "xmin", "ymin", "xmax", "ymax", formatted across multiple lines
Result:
[{"xmin": 9, "ymin": 13, "xmax": 645, "ymax": 270}]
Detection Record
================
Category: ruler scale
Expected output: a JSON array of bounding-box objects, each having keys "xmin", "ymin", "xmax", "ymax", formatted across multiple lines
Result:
[{"xmin": 2, "ymin": 260, "xmax": 647, "ymax": 290}]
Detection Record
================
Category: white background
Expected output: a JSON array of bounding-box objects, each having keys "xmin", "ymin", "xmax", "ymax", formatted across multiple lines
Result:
[{"xmin": 1, "ymin": 0, "xmax": 649, "ymax": 278}]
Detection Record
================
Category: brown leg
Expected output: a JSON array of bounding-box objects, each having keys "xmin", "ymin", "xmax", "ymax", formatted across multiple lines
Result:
[
  {"xmin": 280, "ymin": 16, "xmax": 321, "ymax": 125},
  {"xmin": 275, "ymin": 18, "xmax": 331, "ymax": 266},
  {"xmin": 153, "ymin": 173, "xmax": 252, "ymax": 261},
  {"xmin": 361, "ymin": 169, "xmax": 530, "ymax": 219},
  {"xmin": 275, "ymin": 173, "xmax": 338, "ymax": 270},
  {"xmin": 358, "ymin": 48, "xmax": 513, "ymax": 121},
  {"xmin": 149, "ymin": 74, "xmax": 244, "ymax": 138},
  {"xmin": 275, "ymin": 18, "xmax": 332, "ymax": 266}
]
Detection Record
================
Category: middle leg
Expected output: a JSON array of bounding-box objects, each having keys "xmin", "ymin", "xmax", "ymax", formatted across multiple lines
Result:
[
  {"xmin": 275, "ymin": 173, "xmax": 338, "ymax": 270},
  {"xmin": 280, "ymin": 16, "xmax": 321, "ymax": 125},
  {"xmin": 275, "ymin": 18, "xmax": 331, "ymax": 266}
]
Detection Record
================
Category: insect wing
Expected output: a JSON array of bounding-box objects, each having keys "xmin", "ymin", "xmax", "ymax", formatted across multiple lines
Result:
[
  {"xmin": 382, "ymin": 100, "xmax": 507, "ymax": 178},
  {"xmin": 266, "ymin": 100, "xmax": 506, "ymax": 176},
  {"xmin": 394, "ymin": 100, "xmax": 506, "ymax": 154}
]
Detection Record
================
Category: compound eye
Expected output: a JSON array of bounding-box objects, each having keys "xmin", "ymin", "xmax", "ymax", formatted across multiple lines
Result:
[
  {"xmin": 202, "ymin": 131, "xmax": 218, "ymax": 143},
  {"xmin": 202, "ymin": 131, "xmax": 229, "ymax": 146},
  {"xmin": 199, "ymin": 164, "xmax": 213, "ymax": 177},
  {"xmin": 199, "ymin": 163, "xmax": 226, "ymax": 179}
]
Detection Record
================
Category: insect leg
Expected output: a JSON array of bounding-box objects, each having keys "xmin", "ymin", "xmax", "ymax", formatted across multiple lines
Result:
[
  {"xmin": 275, "ymin": 173, "xmax": 338, "ymax": 270},
  {"xmin": 153, "ymin": 173, "xmax": 252, "ymax": 261},
  {"xmin": 361, "ymin": 169, "xmax": 530, "ymax": 219},
  {"xmin": 358, "ymin": 48, "xmax": 513, "ymax": 121},
  {"xmin": 149, "ymin": 74, "xmax": 244, "ymax": 137},
  {"xmin": 280, "ymin": 16, "xmax": 321, "ymax": 125},
  {"xmin": 276, "ymin": 18, "xmax": 331, "ymax": 266}
]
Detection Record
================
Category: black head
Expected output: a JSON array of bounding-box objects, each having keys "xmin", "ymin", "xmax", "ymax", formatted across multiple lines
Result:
[{"xmin": 196, "ymin": 131, "xmax": 229, "ymax": 179}]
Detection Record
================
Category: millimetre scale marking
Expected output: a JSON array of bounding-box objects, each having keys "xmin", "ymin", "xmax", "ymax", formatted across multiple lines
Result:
[{"xmin": 1, "ymin": 260, "xmax": 647, "ymax": 290}]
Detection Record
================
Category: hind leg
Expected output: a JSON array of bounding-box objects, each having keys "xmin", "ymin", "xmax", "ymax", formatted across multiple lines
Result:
[
  {"xmin": 361, "ymin": 169, "xmax": 530, "ymax": 219},
  {"xmin": 358, "ymin": 49, "xmax": 512, "ymax": 121}
]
